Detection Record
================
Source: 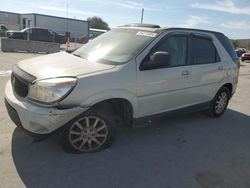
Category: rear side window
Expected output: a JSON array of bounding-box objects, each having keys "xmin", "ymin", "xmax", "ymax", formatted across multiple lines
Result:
[
  {"xmin": 191, "ymin": 36, "xmax": 220, "ymax": 64},
  {"xmin": 214, "ymin": 33, "xmax": 238, "ymax": 60}
]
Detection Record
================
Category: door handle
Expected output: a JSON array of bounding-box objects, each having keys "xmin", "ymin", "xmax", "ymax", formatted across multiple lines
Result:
[
  {"xmin": 181, "ymin": 70, "xmax": 190, "ymax": 76},
  {"xmin": 218, "ymin": 66, "xmax": 224, "ymax": 70}
]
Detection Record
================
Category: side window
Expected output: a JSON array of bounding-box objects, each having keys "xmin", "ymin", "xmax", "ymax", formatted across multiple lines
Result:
[
  {"xmin": 215, "ymin": 33, "xmax": 238, "ymax": 60},
  {"xmin": 141, "ymin": 34, "xmax": 188, "ymax": 70},
  {"xmin": 153, "ymin": 35, "xmax": 187, "ymax": 66},
  {"xmin": 26, "ymin": 29, "xmax": 32, "ymax": 34},
  {"xmin": 34, "ymin": 29, "xmax": 40, "ymax": 35},
  {"xmin": 191, "ymin": 36, "xmax": 220, "ymax": 64},
  {"xmin": 40, "ymin": 29, "xmax": 48, "ymax": 35}
]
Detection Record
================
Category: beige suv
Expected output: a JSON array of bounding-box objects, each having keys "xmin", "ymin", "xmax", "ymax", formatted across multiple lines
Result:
[{"xmin": 5, "ymin": 24, "xmax": 239, "ymax": 153}]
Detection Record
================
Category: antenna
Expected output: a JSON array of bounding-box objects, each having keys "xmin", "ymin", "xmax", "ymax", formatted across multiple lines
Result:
[{"xmin": 140, "ymin": 8, "xmax": 144, "ymax": 24}]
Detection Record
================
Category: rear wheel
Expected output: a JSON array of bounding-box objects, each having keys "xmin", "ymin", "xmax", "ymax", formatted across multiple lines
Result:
[
  {"xmin": 61, "ymin": 109, "xmax": 115, "ymax": 153},
  {"xmin": 208, "ymin": 87, "xmax": 230, "ymax": 118}
]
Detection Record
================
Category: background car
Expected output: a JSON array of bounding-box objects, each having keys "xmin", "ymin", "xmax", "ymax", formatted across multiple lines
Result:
[
  {"xmin": 235, "ymin": 48, "xmax": 247, "ymax": 57},
  {"xmin": 0, "ymin": 24, "xmax": 8, "ymax": 37},
  {"xmin": 241, "ymin": 52, "xmax": 250, "ymax": 62},
  {"xmin": 6, "ymin": 27, "xmax": 65, "ymax": 44}
]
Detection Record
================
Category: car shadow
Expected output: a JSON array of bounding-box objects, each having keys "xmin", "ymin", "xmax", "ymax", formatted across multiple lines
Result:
[{"xmin": 11, "ymin": 109, "xmax": 250, "ymax": 188}]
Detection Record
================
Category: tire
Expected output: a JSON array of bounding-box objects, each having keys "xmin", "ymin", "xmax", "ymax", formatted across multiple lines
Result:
[
  {"xmin": 61, "ymin": 109, "xmax": 115, "ymax": 153},
  {"xmin": 208, "ymin": 87, "xmax": 231, "ymax": 118}
]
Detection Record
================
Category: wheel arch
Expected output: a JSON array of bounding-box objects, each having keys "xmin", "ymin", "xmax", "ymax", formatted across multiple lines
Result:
[
  {"xmin": 86, "ymin": 97, "xmax": 135, "ymax": 127},
  {"xmin": 79, "ymin": 89, "xmax": 138, "ymax": 118},
  {"xmin": 222, "ymin": 83, "xmax": 233, "ymax": 95},
  {"xmin": 217, "ymin": 77, "xmax": 236, "ymax": 96}
]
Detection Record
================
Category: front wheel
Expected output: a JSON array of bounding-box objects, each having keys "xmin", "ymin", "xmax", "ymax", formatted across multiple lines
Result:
[
  {"xmin": 61, "ymin": 109, "xmax": 115, "ymax": 153},
  {"xmin": 208, "ymin": 87, "xmax": 231, "ymax": 118}
]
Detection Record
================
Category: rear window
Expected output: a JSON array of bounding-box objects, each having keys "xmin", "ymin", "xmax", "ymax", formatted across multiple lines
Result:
[
  {"xmin": 191, "ymin": 36, "xmax": 220, "ymax": 64},
  {"xmin": 214, "ymin": 33, "xmax": 238, "ymax": 60}
]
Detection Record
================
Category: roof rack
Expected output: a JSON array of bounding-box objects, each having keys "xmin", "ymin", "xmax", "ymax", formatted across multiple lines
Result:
[{"xmin": 121, "ymin": 23, "xmax": 161, "ymax": 28}]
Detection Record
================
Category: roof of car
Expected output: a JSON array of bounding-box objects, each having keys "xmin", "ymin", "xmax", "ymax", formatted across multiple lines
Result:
[
  {"xmin": 24, "ymin": 27, "xmax": 48, "ymax": 30},
  {"xmin": 118, "ymin": 24, "xmax": 224, "ymax": 36}
]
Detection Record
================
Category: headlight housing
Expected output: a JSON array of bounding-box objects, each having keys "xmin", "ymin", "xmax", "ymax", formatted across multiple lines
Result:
[{"xmin": 27, "ymin": 77, "xmax": 77, "ymax": 104}]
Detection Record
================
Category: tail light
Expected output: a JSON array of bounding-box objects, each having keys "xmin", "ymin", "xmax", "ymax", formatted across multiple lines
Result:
[{"xmin": 234, "ymin": 58, "xmax": 240, "ymax": 69}]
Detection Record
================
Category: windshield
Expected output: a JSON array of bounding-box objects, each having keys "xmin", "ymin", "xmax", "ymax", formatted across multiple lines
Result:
[{"xmin": 73, "ymin": 28, "xmax": 157, "ymax": 65}]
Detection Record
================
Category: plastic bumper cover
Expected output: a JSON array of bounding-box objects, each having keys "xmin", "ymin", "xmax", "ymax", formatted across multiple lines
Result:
[{"xmin": 5, "ymin": 80, "xmax": 87, "ymax": 135}]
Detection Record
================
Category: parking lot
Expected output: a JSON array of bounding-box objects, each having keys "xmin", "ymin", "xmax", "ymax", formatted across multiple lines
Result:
[{"xmin": 0, "ymin": 51, "xmax": 250, "ymax": 188}]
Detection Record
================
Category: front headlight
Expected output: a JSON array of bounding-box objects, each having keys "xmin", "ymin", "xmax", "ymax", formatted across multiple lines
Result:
[{"xmin": 27, "ymin": 77, "xmax": 77, "ymax": 104}]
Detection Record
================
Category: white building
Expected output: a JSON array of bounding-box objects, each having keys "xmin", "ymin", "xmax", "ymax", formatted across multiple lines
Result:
[{"xmin": 0, "ymin": 11, "xmax": 89, "ymax": 39}]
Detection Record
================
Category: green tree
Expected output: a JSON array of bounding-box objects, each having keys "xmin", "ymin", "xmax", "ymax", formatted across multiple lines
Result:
[{"xmin": 87, "ymin": 16, "xmax": 110, "ymax": 30}]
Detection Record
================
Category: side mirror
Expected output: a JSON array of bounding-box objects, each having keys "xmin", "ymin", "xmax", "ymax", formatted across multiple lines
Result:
[
  {"xmin": 140, "ymin": 51, "xmax": 171, "ymax": 70},
  {"xmin": 141, "ymin": 51, "xmax": 171, "ymax": 70},
  {"xmin": 150, "ymin": 51, "xmax": 170, "ymax": 68}
]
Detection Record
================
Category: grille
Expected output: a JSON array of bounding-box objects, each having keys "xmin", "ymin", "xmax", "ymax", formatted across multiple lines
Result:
[
  {"xmin": 11, "ymin": 65, "xmax": 36, "ymax": 98},
  {"xmin": 11, "ymin": 73, "xmax": 29, "ymax": 97}
]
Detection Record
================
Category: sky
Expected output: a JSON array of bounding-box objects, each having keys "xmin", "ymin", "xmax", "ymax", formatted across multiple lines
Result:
[{"xmin": 1, "ymin": 0, "xmax": 250, "ymax": 39}]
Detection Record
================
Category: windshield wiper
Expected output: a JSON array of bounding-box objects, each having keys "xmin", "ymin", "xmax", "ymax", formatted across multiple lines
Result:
[
  {"xmin": 73, "ymin": 53, "xmax": 88, "ymax": 60},
  {"xmin": 73, "ymin": 54, "xmax": 81, "ymax": 58}
]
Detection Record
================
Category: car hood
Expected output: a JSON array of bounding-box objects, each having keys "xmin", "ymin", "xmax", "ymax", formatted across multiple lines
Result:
[
  {"xmin": 243, "ymin": 52, "xmax": 250, "ymax": 55},
  {"xmin": 17, "ymin": 51, "xmax": 116, "ymax": 80}
]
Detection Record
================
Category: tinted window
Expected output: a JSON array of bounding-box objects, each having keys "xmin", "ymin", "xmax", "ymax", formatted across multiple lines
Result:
[
  {"xmin": 33, "ymin": 29, "xmax": 40, "ymax": 34},
  {"xmin": 192, "ymin": 36, "xmax": 219, "ymax": 64},
  {"xmin": 31, "ymin": 29, "xmax": 37, "ymax": 34},
  {"xmin": 152, "ymin": 35, "xmax": 187, "ymax": 66},
  {"xmin": 214, "ymin": 33, "xmax": 238, "ymax": 60},
  {"xmin": 39, "ymin": 29, "xmax": 48, "ymax": 35}
]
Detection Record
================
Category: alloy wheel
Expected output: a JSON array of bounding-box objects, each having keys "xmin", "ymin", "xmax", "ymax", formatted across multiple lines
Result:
[
  {"xmin": 215, "ymin": 91, "xmax": 228, "ymax": 114},
  {"xmin": 68, "ymin": 116, "xmax": 108, "ymax": 152}
]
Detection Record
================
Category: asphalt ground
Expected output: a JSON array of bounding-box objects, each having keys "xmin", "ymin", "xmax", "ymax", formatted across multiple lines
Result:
[{"xmin": 0, "ymin": 51, "xmax": 250, "ymax": 188}]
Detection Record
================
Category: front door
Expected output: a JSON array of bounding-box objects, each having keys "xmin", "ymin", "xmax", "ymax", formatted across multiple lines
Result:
[{"xmin": 136, "ymin": 32, "xmax": 192, "ymax": 117}]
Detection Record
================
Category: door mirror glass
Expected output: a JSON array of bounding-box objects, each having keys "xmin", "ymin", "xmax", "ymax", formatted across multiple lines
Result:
[
  {"xmin": 140, "ymin": 34, "xmax": 188, "ymax": 71},
  {"xmin": 150, "ymin": 51, "xmax": 170, "ymax": 68},
  {"xmin": 146, "ymin": 51, "xmax": 170, "ymax": 69}
]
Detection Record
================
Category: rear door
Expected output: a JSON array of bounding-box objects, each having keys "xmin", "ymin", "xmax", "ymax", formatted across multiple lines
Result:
[
  {"xmin": 136, "ymin": 32, "xmax": 193, "ymax": 117},
  {"xmin": 189, "ymin": 33, "xmax": 226, "ymax": 103}
]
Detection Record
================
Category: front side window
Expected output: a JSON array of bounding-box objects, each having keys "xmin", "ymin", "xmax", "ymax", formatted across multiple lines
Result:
[
  {"xmin": 141, "ymin": 34, "xmax": 188, "ymax": 70},
  {"xmin": 152, "ymin": 35, "xmax": 188, "ymax": 66},
  {"xmin": 191, "ymin": 36, "xmax": 220, "ymax": 64}
]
